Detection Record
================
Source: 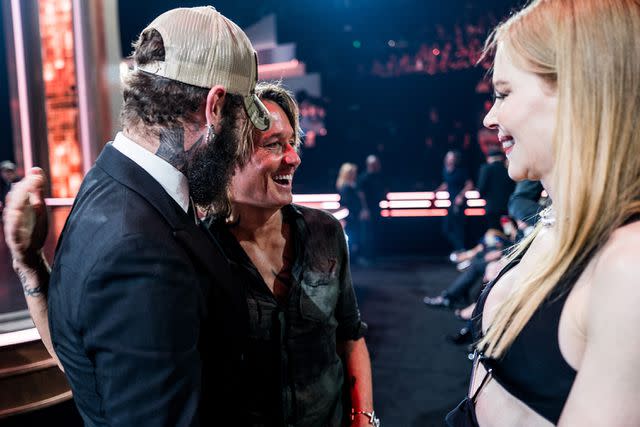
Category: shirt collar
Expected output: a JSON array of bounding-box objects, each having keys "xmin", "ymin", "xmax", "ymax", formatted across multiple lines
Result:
[{"xmin": 112, "ymin": 132, "xmax": 189, "ymax": 212}]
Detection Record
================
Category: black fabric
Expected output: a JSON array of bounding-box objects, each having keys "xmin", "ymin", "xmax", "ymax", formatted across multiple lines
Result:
[
  {"xmin": 445, "ymin": 398, "xmax": 480, "ymax": 427},
  {"xmin": 443, "ymin": 256, "xmax": 487, "ymax": 303},
  {"xmin": 508, "ymin": 180, "xmax": 544, "ymax": 226},
  {"xmin": 338, "ymin": 185, "xmax": 361, "ymax": 218},
  {"xmin": 209, "ymin": 204, "xmax": 367, "ymax": 427},
  {"xmin": 357, "ymin": 171, "xmax": 384, "ymax": 258},
  {"xmin": 338, "ymin": 185, "xmax": 362, "ymax": 252},
  {"xmin": 468, "ymin": 247, "xmax": 577, "ymax": 424},
  {"xmin": 0, "ymin": 178, "xmax": 11, "ymax": 204},
  {"xmin": 441, "ymin": 167, "xmax": 469, "ymax": 250},
  {"xmin": 358, "ymin": 171, "xmax": 385, "ymax": 214},
  {"xmin": 470, "ymin": 219, "xmax": 640, "ymax": 423},
  {"xmin": 476, "ymin": 161, "xmax": 515, "ymax": 216},
  {"xmin": 0, "ymin": 174, "xmax": 19, "ymax": 205},
  {"xmin": 443, "ymin": 166, "xmax": 469, "ymax": 199},
  {"xmin": 48, "ymin": 144, "xmax": 247, "ymax": 426},
  {"xmin": 442, "ymin": 204, "xmax": 466, "ymax": 251}
]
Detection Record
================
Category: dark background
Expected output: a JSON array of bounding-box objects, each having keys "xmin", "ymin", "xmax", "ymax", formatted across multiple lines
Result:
[
  {"xmin": 1, "ymin": 0, "xmax": 525, "ymax": 192},
  {"xmin": 0, "ymin": 2, "xmax": 527, "ymax": 426}
]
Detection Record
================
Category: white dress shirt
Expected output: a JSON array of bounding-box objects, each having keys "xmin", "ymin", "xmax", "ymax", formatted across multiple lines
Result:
[{"xmin": 111, "ymin": 132, "xmax": 189, "ymax": 213}]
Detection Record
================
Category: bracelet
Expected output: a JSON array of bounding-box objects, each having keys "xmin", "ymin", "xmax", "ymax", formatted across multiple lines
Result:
[{"xmin": 351, "ymin": 408, "xmax": 380, "ymax": 426}]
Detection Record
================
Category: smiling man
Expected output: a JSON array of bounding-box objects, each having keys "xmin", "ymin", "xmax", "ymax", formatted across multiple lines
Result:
[
  {"xmin": 207, "ymin": 82, "xmax": 377, "ymax": 427},
  {"xmin": 5, "ymin": 82, "xmax": 377, "ymax": 427}
]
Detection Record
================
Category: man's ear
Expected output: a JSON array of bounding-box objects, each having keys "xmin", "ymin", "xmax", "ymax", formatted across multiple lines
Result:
[{"xmin": 205, "ymin": 85, "xmax": 227, "ymax": 133}]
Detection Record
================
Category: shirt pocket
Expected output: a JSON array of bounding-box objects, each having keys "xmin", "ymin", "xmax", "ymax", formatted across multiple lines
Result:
[{"xmin": 299, "ymin": 271, "xmax": 339, "ymax": 323}]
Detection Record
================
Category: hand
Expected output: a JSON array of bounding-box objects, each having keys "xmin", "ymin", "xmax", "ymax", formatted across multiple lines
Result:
[
  {"xmin": 3, "ymin": 168, "xmax": 49, "ymax": 268},
  {"xmin": 454, "ymin": 194, "xmax": 465, "ymax": 207}
]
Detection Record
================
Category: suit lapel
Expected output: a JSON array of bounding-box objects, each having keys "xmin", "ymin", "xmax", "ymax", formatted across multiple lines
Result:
[{"xmin": 95, "ymin": 144, "xmax": 247, "ymax": 319}]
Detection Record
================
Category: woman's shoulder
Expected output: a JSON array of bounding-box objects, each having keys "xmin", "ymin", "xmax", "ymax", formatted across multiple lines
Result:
[
  {"xmin": 584, "ymin": 221, "xmax": 640, "ymax": 329},
  {"xmin": 593, "ymin": 221, "xmax": 640, "ymax": 279}
]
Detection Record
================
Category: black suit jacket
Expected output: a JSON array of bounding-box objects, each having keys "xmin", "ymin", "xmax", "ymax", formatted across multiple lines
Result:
[
  {"xmin": 477, "ymin": 161, "xmax": 515, "ymax": 215},
  {"xmin": 48, "ymin": 144, "xmax": 248, "ymax": 426}
]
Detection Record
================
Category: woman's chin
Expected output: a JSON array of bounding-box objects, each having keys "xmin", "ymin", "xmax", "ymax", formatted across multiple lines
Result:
[{"xmin": 507, "ymin": 164, "xmax": 525, "ymax": 181}]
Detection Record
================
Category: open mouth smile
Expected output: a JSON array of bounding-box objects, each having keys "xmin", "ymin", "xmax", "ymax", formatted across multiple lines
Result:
[
  {"xmin": 499, "ymin": 135, "xmax": 515, "ymax": 155},
  {"xmin": 272, "ymin": 174, "xmax": 293, "ymax": 186}
]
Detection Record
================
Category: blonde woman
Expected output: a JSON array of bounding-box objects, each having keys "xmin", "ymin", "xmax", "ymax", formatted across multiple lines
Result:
[
  {"xmin": 447, "ymin": 0, "xmax": 640, "ymax": 426},
  {"xmin": 336, "ymin": 163, "xmax": 369, "ymax": 257}
]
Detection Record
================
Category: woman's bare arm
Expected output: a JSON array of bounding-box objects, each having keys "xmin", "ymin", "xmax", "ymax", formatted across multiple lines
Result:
[{"xmin": 559, "ymin": 224, "xmax": 640, "ymax": 426}]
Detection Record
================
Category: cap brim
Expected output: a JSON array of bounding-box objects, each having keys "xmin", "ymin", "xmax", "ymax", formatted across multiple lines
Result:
[{"xmin": 244, "ymin": 93, "xmax": 271, "ymax": 131}]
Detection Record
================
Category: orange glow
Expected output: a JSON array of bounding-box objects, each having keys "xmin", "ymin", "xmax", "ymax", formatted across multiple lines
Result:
[
  {"xmin": 38, "ymin": 0, "xmax": 82, "ymax": 198},
  {"xmin": 381, "ymin": 209, "xmax": 448, "ymax": 217},
  {"xmin": 464, "ymin": 208, "xmax": 486, "ymax": 216}
]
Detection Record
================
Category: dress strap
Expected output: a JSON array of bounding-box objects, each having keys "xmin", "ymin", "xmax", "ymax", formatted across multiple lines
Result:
[{"xmin": 469, "ymin": 350, "xmax": 493, "ymax": 403}]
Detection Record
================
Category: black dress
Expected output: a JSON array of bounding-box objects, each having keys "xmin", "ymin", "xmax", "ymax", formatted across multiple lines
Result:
[{"xmin": 446, "ymin": 246, "xmax": 580, "ymax": 426}]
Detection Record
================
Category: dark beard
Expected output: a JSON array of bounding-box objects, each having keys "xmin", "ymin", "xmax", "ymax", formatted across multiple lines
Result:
[{"xmin": 182, "ymin": 117, "xmax": 238, "ymax": 212}]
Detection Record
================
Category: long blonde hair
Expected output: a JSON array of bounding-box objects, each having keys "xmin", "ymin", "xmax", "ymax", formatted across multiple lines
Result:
[
  {"xmin": 479, "ymin": 0, "xmax": 640, "ymax": 357},
  {"xmin": 336, "ymin": 163, "xmax": 358, "ymax": 191}
]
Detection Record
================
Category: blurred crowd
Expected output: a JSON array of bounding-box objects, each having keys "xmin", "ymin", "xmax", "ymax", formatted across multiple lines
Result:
[{"xmin": 370, "ymin": 19, "xmax": 498, "ymax": 78}]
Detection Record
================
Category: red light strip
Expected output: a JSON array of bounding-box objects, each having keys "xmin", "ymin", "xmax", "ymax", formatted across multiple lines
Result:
[{"xmin": 464, "ymin": 208, "xmax": 486, "ymax": 216}]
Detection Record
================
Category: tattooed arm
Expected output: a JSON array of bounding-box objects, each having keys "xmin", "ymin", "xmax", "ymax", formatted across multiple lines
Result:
[
  {"xmin": 3, "ymin": 168, "xmax": 60, "ymax": 370},
  {"xmin": 343, "ymin": 338, "xmax": 374, "ymax": 427},
  {"xmin": 14, "ymin": 255, "xmax": 59, "ymax": 370}
]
